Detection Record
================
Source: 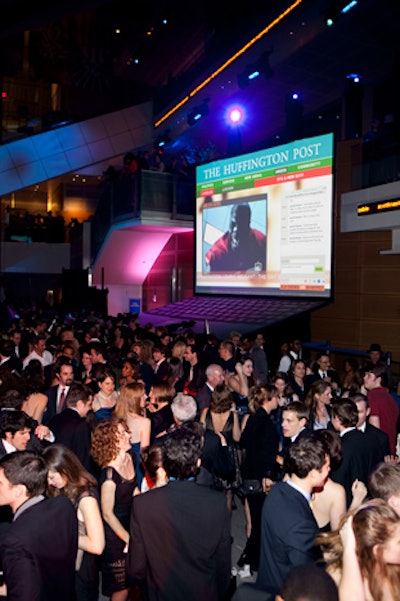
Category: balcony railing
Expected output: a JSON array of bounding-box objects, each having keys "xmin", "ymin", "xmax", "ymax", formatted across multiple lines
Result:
[{"xmin": 90, "ymin": 170, "xmax": 195, "ymax": 263}]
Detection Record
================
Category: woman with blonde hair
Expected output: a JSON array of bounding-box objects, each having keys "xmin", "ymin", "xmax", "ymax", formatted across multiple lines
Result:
[
  {"xmin": 317, "ymin": 498, "xmax": 400, "ymax": 601},
  {"xmin": 171, "ymin": 339, "xmax": 186, "ymax": 361},
  {"xmin": 114, "ymin": 382, "xmax": 151, "ymax": 487}
]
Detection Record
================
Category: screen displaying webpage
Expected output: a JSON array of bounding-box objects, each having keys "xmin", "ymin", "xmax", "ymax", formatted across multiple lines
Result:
[{"xmin": 195, "ymin": 132, "xmax": 334, "ymax": 298}]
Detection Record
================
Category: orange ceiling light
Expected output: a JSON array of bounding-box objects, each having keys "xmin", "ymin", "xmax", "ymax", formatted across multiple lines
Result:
[{"xmin": 154, "ymin": 0, "xmax": 303, "ymax": 128}]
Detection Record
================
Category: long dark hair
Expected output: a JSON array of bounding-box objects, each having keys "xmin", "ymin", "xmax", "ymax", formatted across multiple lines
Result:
[{"xmin": 43, "ymin": 444, "xmax": 97, "ymax": 503}]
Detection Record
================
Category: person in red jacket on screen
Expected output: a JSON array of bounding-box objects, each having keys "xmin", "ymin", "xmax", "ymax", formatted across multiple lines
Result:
[{"xmin": 205, "ymin": 203, "xmax": 266, "ymax": 272}]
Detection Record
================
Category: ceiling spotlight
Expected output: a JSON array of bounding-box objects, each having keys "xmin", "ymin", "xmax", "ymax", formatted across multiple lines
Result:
[
  {"xmin": 226, "ymin": 105, "xmax": 245, "ymax": 126},
  {"xmin": 155, "ymin": 130, "xmax": 171, "ymax": 148},
  {"xmin": 341, "ymin": 0, "xmax": 358, "ymax": 14},
  {"xmin": 187, "ymin": 99, "xmax": 210, "ymax": 127},
  {"xmin": 237, "ymin": 48, "xmax": 274, "ymax": 89},
  {"xmin": 346, "ymin": 73, "xmax": 361, "ymax": 83},
  {"xmin": 324, "ymin": 0, "xmax": 358, "ymax": 26},
  {"xmin": 248, "ymin": 69, "xmax": 260, "ymax": 81}
]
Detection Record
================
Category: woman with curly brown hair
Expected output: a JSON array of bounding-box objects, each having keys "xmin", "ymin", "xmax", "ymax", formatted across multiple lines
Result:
[
  {"xmin": 91, "ymin": 418, "xmax": 140, "ymax": 601},
  {"xmin": 316, "ymin": 498, "xmax": 400, "ymax": 601}
]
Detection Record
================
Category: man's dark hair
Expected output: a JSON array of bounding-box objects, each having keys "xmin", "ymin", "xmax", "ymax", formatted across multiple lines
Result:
[
  {"xmin": 153, "ymin": 344, "xmax": 167, "ymax": 356},
  {"xmin": 0, "ymin": 410, "xmax": 37, "ymax": 438},
  {"xmin": 54, "ymin": 356, "xmax": 73, "ymax": 374},
  {"xmin": 0, "ymin": 339, "xmax": 15, "ymax": 358},
  {"xmin": 185, "ymin": 344, "xmax": 200, "ymax": 356},
  {"xmin": 367, "ymin": 364, "xmax": 389, "ymax": 388},
  {"xmin": 87, "ymin": 341, "xmax": 107, "ymax": 360},
  {"xmin": 66, "ymin": 382, "xmax": 93, "ymax": 408},
  {"xmin": 331, "ymin": 398, "xmax": 358, "ymax": 428},
  {"xmin": 0, "ymin": 451, "xmax": 48, "ymax": 497},
  {"xmin": 280, "ymin": 564, "xmax": 338, "ymax": 601},
  {"xmin": 284, "ymin": 432, "xmax": 327, "ymax": 478},
  {"xmin": 315, "ymin": 351, "xmax": 329, "ymax": 362},
  {"xmin": 32, "ymin": 333, "xmax": 47, "ymax": 345},
  {"xmin": 162, "ymin": 422, "xmax": 202, "ymax": 480},
  {"xmin": 282, "ymin": 401, "xmax": 309, "ymax": 423},
  {"xmin": 47, "ymin": 356, "xmax": 73, "ymax": 384}
]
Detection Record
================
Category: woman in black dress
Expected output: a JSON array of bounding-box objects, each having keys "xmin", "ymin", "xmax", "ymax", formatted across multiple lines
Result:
[
  {"xmin": 43, "ymin": 444, "xmax": 105, "ymax": 601},
  {"xmin": 238, "ymin": 384, "xmax": 280, "ymax": 573},
  {"xmin": 146, "ymin": 382, "xmax": 175, "ymax": 443},
  {"xmin": 91, "ymin": 418, "xmax": 140, "ymax": 601},
  {"xmin": 288, "ymin": 359, "xmax": 307, "ymax": 403}
]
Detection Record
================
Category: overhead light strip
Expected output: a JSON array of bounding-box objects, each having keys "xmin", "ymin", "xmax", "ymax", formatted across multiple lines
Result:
[{"xmin": 154, "ymin": 0, "xmax": 303, "ymax": 128}]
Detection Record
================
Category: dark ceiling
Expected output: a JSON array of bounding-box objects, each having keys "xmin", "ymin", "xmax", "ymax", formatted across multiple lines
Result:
[{"xmin": 1, "ymin": 0, "xmax": 399, "ymax": 164}]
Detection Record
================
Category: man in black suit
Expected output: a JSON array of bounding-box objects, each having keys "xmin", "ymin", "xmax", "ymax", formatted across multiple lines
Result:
[
  {"xmin": 8, "ymin": 329, "xmax": 29, "ymax": 366},
  {"xmin": 257, "ymin": 433, "xmax": 329, "ymax": 595},
  {"xmin": 152, "ymin": 344, "xmax": 170, "ymax": 384},
  {"xmin": 0, "ymin": 339, "xmax": 22, "ymax": 376},
  {"xmin": 0, "ymin": 339, "xmax": 23, "ymax": 397},
  {"xmin": 182, "ymin": 344, "xmax": 206, "ymax": 397},
  {"xmin": 0, "ymin": 410, "xmax": 47, "ymax": 458},
  {"xmin": 43, "ymin": 342, "xmax": 81, "ymax": 387},
  {"xmin": 0, "ymin": 410, "xmax": 40, "ymax": 531},
  {"xmin": 330, "ymin": 397, "xmax": 372, "ymax": 507},
  {"xmin": 304, "ymin": 352, "xmax": 341, "ymax": 396},
  {"xmin": 127, "ymin": 423, "xmax": 231, "ymax": 601},
  {"xmin": 156, "ymin": 393, "xmax": 235, "ymax": 488},
  {"xmin": 217, "ymin": 339, "xmax": 236, "ymax": 374},
  {"xmin": 0, "ymin": 451, "xmax": 78, "ymax": 600},
  {"xmin": 196, "ymin": 363, "xmax": 225, "ymax": 413},
  {"xmin": 280, "ymin": 401, "xmax": 310, "ymax": 457},
  {"xmin": 48, "ymin": 381, "xmax": 97, "ymax": 475},
  {"xmin": 353, "ymin": 393, "xmax": 391, "ymax": 467},
  {"xmin": 42, "ymin": 356, "xmax": 74, "ymax": 425}
]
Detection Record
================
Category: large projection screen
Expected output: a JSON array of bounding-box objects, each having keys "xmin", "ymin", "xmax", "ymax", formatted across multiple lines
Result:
[{"xmin": 195, "ymin": 132, "xmax": 335, "ymax": 299}]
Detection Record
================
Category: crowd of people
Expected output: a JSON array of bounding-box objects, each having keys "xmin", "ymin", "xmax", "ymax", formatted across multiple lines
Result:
[
  {"xmin": 0, "ymin": 310, "xmax": 399, "ymax": 601},
  {"xmin": 4, "ymin": 209, "xmax": 80, "ymax": 244}
]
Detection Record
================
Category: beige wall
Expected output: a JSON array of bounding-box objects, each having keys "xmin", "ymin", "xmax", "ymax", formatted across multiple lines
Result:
[{"xmin": 311, "ymin": 139, "xmax": 400, "ymax": 365}]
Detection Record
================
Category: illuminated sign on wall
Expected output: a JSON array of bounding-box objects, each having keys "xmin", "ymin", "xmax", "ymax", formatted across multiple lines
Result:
[{"xmin": 358, "ymin": 199, "xmax": 400, "ymax": 216}]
